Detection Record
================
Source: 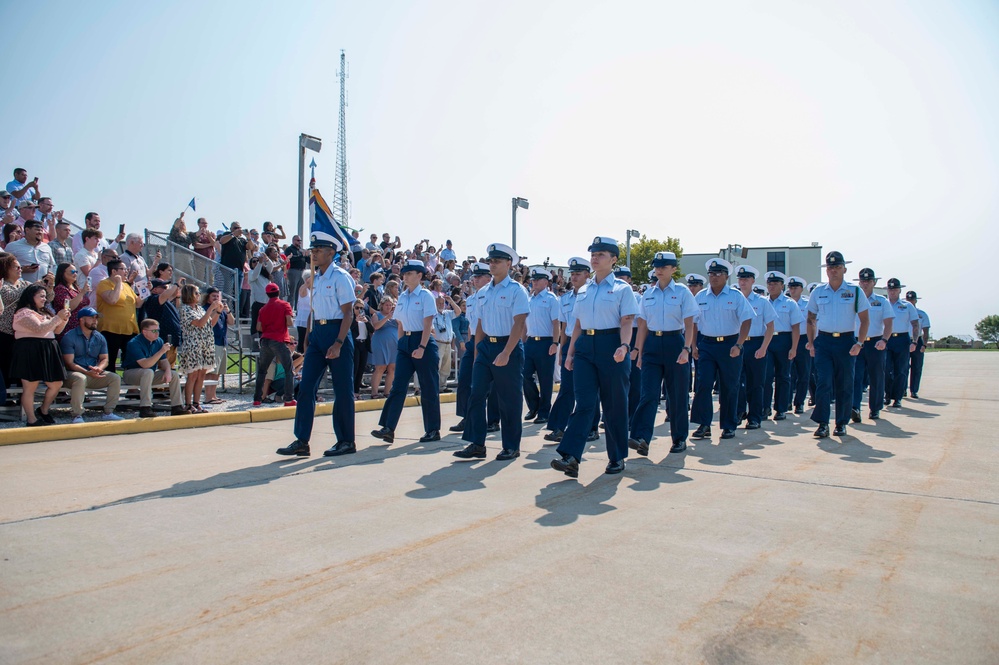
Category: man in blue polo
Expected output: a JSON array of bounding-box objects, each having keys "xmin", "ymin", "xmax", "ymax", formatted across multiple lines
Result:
[
  {"xmin": 690, "ymin": 258, "xmax": 753, "ymax": 441},
  {"xmin": 277, "ymin": 232, "xmax": 357, "ymax": 457},
  {"xmin": 807, "ymin": 251, "xmax": 869, "ymax": 438},
  {"xmin": 60, "ymin": 307, "xmax": 123, "ymax": 424},
  {"xmin": 454, "ymin": 243, "xmax": 530, "ymax": 461},
  {"xmin": 522, "ymin": 267, "xmax": 560, "ymax": 424},
  {"xmin": 852, "ymin": 268, "xmax": 894, "ymax": 421}
]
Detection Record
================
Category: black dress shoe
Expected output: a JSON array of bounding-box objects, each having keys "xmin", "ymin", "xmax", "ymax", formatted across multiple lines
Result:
[
  {"xmin": 691, "ymin": 425, "xmax": 711, "ymax": 440},
  {"xmin": 496, "ymin": 448, "xmax": 520, "ymax": 461},
  {"xmin": 891, "ymin": 400, "xmax": 902, "ymax": 408},
  {"xmin": 586, "ymin": 429, "xmax": 600, "ymax": 442},
  {"xmin": 794, "ymin": 405, "xmax": 804, "ymax": 415},
  {"xmin": 36, "ymin": 408, "xmax": 56, "ymax": 425},
  {"xmin": 323, "ymin": 442, "xmax": 356, "ymax": 456},
  {"xmin": 721, "ymin": 429, "xmax": 735, "ymax": 439},
  {"xmin": 833, "ymin": 424, "xmax": 847, "ymax": 436},
  {"xmin": 911, "ymin": 392, "xmax": 918, "ymax": 399},
  {"xmin": 628, "ymin": 438, "xmax": 649, "ymax": 456},
  {"xmin": 738, "ymin": 411, "xmax": 748, "ymax": 423},
  {"xmin": 551, "ymin": 455, "xmax": 579, "ymax": 478},
  {"xmin": 139, "ymin": 406, "xmax": 156, "ymax": 418},
  {"xmin": 808, "ymin": 398, "xmax": 816, "ymax": 406},
  {"xmin": 869, "ymin": 411, "xmax": 880, "ymax": 420},
  {"xmin": 371, "ymin": 427, "xmax": 394, "ymax": 443},
  {"xmin": 26, "ymin": 418, "xmax": 46, "ymax": 427},
  {"xmin": 763, "ymin": 409, "xmax": 772, "ymax": 419},
  {"xmin": 773, "ymin": 412, "xmax": 786, "ymax": 421},
  {"xmin": 814, "ymin": 424, "xmax": 830, "ymax": 438},
  {"xmin": 669, "ymin": 440, "xmax": 687, "ymax": 453},
  {"xmin": 524, "ymin": 409, "xmax": 538, "ymax": 421},
  {"xmin": 533, "ymin": 416, "xmax": 548, "ymax": 424},
  {"xmin": 277, "ymin": 439, "xmax": 311, "ymax": 456},
  {"xmin": 605, "ymin": 460, "xmax": 626, "ymax": 474},
  {"xmin": 448, "ymin": 419, "xmax": 465, "ymax": 432},
  {"xmin": 485, "ymin": 423, "xmax": 500, "ymax": 433},
  {"xmin": 543, "ymin": 430, "xmax": 563, "ymax": 442},
  {"xmin": 419, "ymin": 430, "xmax": 441, "ymax": 443},
  {"xmin": 453, "ymin": 444, "xmax": 486, "ymax": 459},
  {"xmin": 851, "ymin": 409, "xmax": 862, "ymax": 424},
  {"xmin": 745, "ymin": 421, "xmax": 760, "ymax": 430}
]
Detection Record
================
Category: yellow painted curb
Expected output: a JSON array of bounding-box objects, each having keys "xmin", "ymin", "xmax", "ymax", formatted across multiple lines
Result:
[
  {"xmin": 0, "ymin": 389, "xmax": 465, "ymax": 446},
  {"xmin": 0, "ymin": 411, "xmax": 252, "ymax": 447}
]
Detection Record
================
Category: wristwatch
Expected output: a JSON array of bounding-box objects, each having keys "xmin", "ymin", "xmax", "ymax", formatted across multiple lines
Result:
[
  {"xmin": 333, "ymin": 338, "xmax": 343, "ymax": 345},
  {"xmin": 684, "ymin": 345, "xmax": 692, "ymax": 353},
  {"xmin": 419, "ymin": 344, "xmax": 427, "ymax": 350},
  {"xmin": 736, "ymin": 343, "xmax": 744, "ymax": 351}
]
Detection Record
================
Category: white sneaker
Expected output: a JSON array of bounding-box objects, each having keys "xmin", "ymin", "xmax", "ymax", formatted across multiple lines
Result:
[
  {"xmin": 101, "ymin": 412, "xmax": 124, "ymax": 421},
  {"xmin": 72, "ymin": 416, "xmax": 85, "ymax": 424}
]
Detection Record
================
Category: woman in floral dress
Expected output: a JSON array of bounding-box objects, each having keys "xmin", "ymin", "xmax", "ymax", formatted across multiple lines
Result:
[{"xmin": 177, "ymin": 284, "xmax": 222, "ymax": 413}]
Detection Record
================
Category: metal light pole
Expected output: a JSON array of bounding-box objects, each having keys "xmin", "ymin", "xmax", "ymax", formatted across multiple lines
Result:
[
  {"xmin": 297, "ymin": 133, "xmax": 322, "ymax": 241},
  {"xmin": 626, "ymin": 229, "xmax": 640, "ymax": 269},
  {"xmin": 511, "ymin": 197, "xmax": 529, "ymax": 251}
]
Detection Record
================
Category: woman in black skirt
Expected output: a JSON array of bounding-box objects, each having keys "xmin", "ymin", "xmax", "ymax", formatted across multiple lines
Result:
[{"xmin": 10, "ymin": 284, "xmax": 70, "ymax": 426}]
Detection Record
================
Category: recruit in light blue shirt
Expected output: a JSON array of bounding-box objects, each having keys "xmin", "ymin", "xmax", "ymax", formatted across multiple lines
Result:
[
  {"xmin": 526, "ymin": 289, "xmax": 560, "ymax": 337},
  {"xmin": 694, "ymin": 285, "xmax": 754, "ymax": 337},
  {"xmin": 889, "ymin": 299, "xmax": 919, "ymax": 336},
  {"xmin": 558, "ymin": 290, "xmax": 580, "ymax": 335},
  {"xmin": 744, "ymin": 291, "xmax": 777, "ymax": 337},
  {"xmin": 571, "ymin": 274, "xmax": 639, "ymax": 330},
  {"xmin": 639, "ymin": 280, "xmax": 698, "ymax": 331},
  {"xmin": 793, "ymin": 296, "xmax": 809, "ymax": 334},
  {"xmin": 310, "ymin": 264, "xmax": 357, "ymax": 320},
  {"xmin": 476, "ymin": 276, "xmax": 530, "ymax": 336},
  {"xmin": 767, "ymin": 293, "xmax": 803, "ymax": 333},
  {"xmin": 807, "ymin": 282, "xmax": 870, "ymax": 333},
  {"xmin": 465, "ymin": 285, "xmax": 486, "ymax": 335},
  {"xmin": 858, "ymin": 293, "xmax": 894, "ymax": 338},
  {"xmin": 395, "ymin": 285, "xmax": 437, "ymax": 332}
]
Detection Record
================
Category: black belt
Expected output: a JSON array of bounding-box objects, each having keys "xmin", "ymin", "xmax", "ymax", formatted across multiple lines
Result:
[
  {"xmin": 528, "ymin": 336, "xmax": 554, "ymax": 341},
  {"xmin": 486, "ymin": 335, "xmax": 510, "ymax": 343},
  {"xmin": 698, "ymin": 334, "xmax": 738, "ymax": 343},
  {"xmin": 818, "ymin": 331, "xmax": 853, "ymax": 337},
  {"xmin": 403, "ymin": 331, "xmax": 422, "ymax": 336},
  {"xmin": 891, "ymin": 333, "xmax": 909, "ymax": 338},
  {"xmin": 650, "ymin": 329, "xmax": 682, "ymax": 337},
  {"xmin": 314, "ymin": 319, "xmax": 342, "ymax": 325},
  {"xmin": 582, "ymin": 328, "xmax": 618, "ymax": 336}
]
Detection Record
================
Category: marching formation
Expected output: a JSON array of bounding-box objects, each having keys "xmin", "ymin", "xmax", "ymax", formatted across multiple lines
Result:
[{"xmin": 277, "ymin": 233, "xmax": 932, "ymax": 479}]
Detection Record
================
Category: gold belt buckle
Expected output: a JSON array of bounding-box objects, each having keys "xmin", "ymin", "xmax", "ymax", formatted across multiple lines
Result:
[
  {"xmin": 585, "ymin": 330, "xmax": 595, "ymax": 336},
  {"xmin": 532, "ymin": 336, "xmax": 541, "ymax": 341},
  {"xmin": 772, "ymin": 332, "xmax": 780, "ymax": 336},
  {"xmin": 832, "ymin": 332, "xmax": 841, "ymax": 338},
  {"xmin": 654, "ymin": 331, "xmax": 663, "ymax": 336},
  {"xmin": 489, "ymin": 336, "xmax": 498, "ymax": 343},
  {"xmin": 715, "ymin": 337, "xmax": 724, "ymax": 342},
  {"xmin": 316, "ymin": 319, "xmax": 327, "ymax": 325}
]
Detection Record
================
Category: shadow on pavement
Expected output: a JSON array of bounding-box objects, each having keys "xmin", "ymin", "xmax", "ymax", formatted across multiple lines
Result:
[
  {"xmin": 816, "ymin": 437, "xmax": 893, "ymax": 463},
  {"xmin": 684, "ymin": 438, "xmax": 761, "ymax": 467},
  {"xmin": 851, "ymin": 418, "xmax": 916, "ymax": 439},
  {"xmin": 405, "ymin": 459, "xmax": 505, "ymax": 499},
  {"xmin": 534, "ymin": 474, "xmax": 623, "ymax": 527},
  {"xmin": 627, "ymin": 455, "xmax": 694, "ymax": 492}
]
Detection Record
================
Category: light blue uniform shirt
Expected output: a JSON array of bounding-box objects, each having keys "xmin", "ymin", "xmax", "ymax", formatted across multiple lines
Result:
[
  {"xmin": 572, "ymin": 274, "xmax": 639, "ymax": 330},
  {"xmin": 694, "ymin": 286, "xmax": 754, "ymax": 337},
  {"xmin": 639, "ymin": 279, "xmax": 698, "ymax": 331},
  {"xmin": 526, "ymin": 289, "xmax": 560, "ymax": 337},
  {"xmin": 916, "ymin": 309, "xmax": 930, "ymax": 338},
  {"xmin": 559, "ymin": 289, "xmax": 581, "ymax": 336},
  {"xmin": 768, "ymin": 293, "xmax": 803, "ymax": 333},
  {"xmin": 310, "ymin": 264, "xmax": 356, "ymax": 320},
  {"xmin": 466, "ymin": 284, "xmax": 486, "ymax": 335},
  {"xmin": 395, "ymin": 285, "xmax": 437, "ymax": 332},
  {"xmin": 858, "ymin": 293, "xmax": 894, "ymax": 337},
  {"xmin": 744, "ymin": 291, "xmax": 778, "ymax": 337},
  {"xmin": 477, "ymin": 276, "xmax": 530, "ymax": 336},
  {"xmin": 793, "ymin": 296, "xmax": 809, "ymax": 334},
  {"xmin": 807, "ymin": 282, "xmax": 869, "ymax": 333},
  {"xmin": 889, "ymin": 299, "xmax": 919, "ymax": 336}
]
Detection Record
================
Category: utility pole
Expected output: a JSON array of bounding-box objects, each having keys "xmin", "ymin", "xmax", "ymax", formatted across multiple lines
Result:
[{"xmin": 334, "ymin": 50, "xmax": 350, "ymax": 228}]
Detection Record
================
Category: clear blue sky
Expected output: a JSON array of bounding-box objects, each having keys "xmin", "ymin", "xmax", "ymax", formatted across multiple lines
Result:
[{"xmin": 4, "ymin": 0, "xmax": 997, "ymax": 337}]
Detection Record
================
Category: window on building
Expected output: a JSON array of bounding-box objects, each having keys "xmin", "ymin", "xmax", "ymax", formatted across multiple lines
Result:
[{"xmin": 767, "ymin": 251, "xmax": 786, "ymax": 274}]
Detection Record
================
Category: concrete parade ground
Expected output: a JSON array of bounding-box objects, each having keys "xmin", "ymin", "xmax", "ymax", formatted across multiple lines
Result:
[{"xmin": 0, "ymin": 352, "xmax": 996, "ymax": 664}]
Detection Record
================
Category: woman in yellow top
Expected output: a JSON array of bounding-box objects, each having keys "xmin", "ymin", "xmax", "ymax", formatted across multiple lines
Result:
[{"xmin": 96, "ymin": 258, "xmax": 145, "ymax": 372}]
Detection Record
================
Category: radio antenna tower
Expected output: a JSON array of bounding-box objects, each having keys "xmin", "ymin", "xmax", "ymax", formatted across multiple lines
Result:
[{"xmin": 333, "ymin": 50, "xmax": 350, "ymax": 227}]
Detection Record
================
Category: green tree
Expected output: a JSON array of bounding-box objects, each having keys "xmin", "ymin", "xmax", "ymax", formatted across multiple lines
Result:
[
  {"xmin": 618, "ymin": 235, "xmax": 685, "ymax": 282},
  {"xmin": 975, "ymin": 314, "xmax": 999, "ymax": 344}
]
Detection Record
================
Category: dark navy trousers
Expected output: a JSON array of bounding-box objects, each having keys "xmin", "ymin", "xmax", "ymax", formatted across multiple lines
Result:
[
  {"xmin": 691, "ymin": 335, "xmax": 741, "ymax": 431},
  {"xmin": 463, "ymin": 338, "xmax": 525, "ymax": 451},
  {"xmin": 811, "ymin": 333, "xmax": 856, "ymax": 426},
  {"xmin": 909, "ymin": 339, "xmax": 925, "ymax": 395},
  {"xmin": 627, "ymin": 328, "xmax": 641, "ymax": 423},
  {"xmin": 791, "ymin": 335, "xmax": 811, "ymax": 410},
  {"xmin": 294, "ymin": 320, "xmax": 355, "ymax": 444},
  {"xmin": 456, "ymin": 343, "xmax": 498, "ymax": 422},
  {"xmin": 885, "ymin": 334, "xmax": 910, "ymax": 401},
  {"xmin": 557, "ymin": 334, "xmax": 630, "ymax": 463},
  {"xmin": 379, "ymin": 335, "xmax": 440, "ymax": 433},
  {"xmin": 547, "ymin": 344, "xmax": 599, "ymax": 434},
  {"xmin": 853, "ymin": 339, "xmax": 886, "ymax": 412},
  {"xmin": 523, "ymin": 337, "xmax": 556, "ymax": 418},
  {"xmin": 631, "ymin": 332, "xmax": 689, "ymax": 445},
  {"xmin": 763, "ymin": 333, "xmax": 793, "ymax": 415},
  {"xmin": 737, "ymin": 337, "xmax": 767, "ymax": 424}
]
